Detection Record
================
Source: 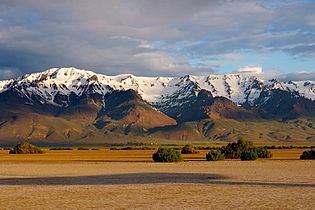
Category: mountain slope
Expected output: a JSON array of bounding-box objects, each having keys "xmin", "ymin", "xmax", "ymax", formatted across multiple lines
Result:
[
  {"xmin": 0, "ymin": 104, "xmax": 85, "ymax": 144},
  {"xmin": 253, "ymin": 89, "xmax": 315, "ymax": 120},
  {"xmin": 0, "ymin": 87, "xmax": 176, "ymax": 143},
  {"xmin": 150, "ymin": 118, "xmax": 315, "ymax": 142},
  {"xmin": 164, "ymin": 89, "xmax": 257, "ymax": 123},
  {"xmin": 95, "ymin": 89, "xmax": 176, "ymax": 135}
]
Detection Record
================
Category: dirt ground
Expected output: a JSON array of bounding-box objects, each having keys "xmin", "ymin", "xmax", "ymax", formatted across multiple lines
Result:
[{"xmin": 0, "ymin": 149, "xmax": 314, "ymax": 209}]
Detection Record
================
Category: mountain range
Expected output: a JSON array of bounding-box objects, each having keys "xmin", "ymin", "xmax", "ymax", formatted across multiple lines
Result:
[{"xmin": 1, "ymin": 67, "xmax": 315, "ymax": 145}]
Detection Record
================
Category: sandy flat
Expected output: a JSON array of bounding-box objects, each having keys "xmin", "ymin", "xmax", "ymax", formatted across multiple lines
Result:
[{"xmin": 0, "ymin": 159, "xmax": 314, "ymax": 209}]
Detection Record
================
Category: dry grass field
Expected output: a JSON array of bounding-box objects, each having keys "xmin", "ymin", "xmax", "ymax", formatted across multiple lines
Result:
[{"xmin": 0, "ymin": 149, "xmax": 314, "ymax": 209}]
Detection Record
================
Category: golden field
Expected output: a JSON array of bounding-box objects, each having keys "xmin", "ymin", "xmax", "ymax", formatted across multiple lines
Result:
[{"xmin": 0, "ymin": 149, "xmax": 314, "ymax": 209}]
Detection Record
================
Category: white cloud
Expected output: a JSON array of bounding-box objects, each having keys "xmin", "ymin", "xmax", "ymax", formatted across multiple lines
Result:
[{"xmin": 236, "ymin": 65, "xmax": 263, "ymax": 74}]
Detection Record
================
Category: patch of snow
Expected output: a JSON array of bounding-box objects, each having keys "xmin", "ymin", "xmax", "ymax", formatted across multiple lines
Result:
[{"xmin": 0, "ymin": 79, "xmax": 12, "ymax": 93}]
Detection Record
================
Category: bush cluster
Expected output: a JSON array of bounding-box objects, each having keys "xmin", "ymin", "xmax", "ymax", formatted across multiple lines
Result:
[
  {"xmin": 181, "ymin": 144, "xmax": 199, "ymax": 154},
  {"xmin": 208, "ymin": 139, "xmax": 273, "ymax": 161},
  {"xmin": 206, "ymin": 150, "xmax": 225, "ymax": 161},
  {"xmin": 300, "ymin": 149, "xmax": 315, "ymax": 160},
  {"xmin": 152, "ymin": 148, "xmax": 182, "ymax": 162},
  {"xmin": 9, "ymin": 142, "xmax": 44, "ymax": 154},
  {"xmin": 220, "ymin": 139, "xmax": 255, "ymax": 159}
]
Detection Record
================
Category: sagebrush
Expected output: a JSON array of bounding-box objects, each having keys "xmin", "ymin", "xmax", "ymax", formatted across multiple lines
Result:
[{"xmin": 152, "ymin": 148, "xmax": 182, "ymax": 162}]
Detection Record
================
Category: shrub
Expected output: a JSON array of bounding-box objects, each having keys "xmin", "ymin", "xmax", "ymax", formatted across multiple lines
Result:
[
  {"xmin": 77, "ymin": 147, "xmax": 90, "ymax": 150},
  {"xmin": 181, "ymin": 144, "xmax": 199, "ymax": 154},
  {"xmin": 9, "ymin": 142, "xmax": 44, "ymax": 154},
  {"xmin": 240, "ymin": 150, "xmax": 258, "ymax": 161},
  {"xmin": 220, "ymin": 139, "xmax": 254, "ymax": 159},
  {"xmin": 300, "ymin": 149, "xmax": 315, "ymax": 160},
  {"xmin": 255, "ymin": 147, "xmax": 272, "ymax": 158},
  {"xmin": 206, "ymin": 150, "xmax": 225, "ymax": 161},
  {"xmin": 152, "ymin": 148, "xmax": 182, "ymax": 162}
]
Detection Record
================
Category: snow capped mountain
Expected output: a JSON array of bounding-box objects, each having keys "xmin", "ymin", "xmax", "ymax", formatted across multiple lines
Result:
[
  {"xmin": 1, "ymin": 67, "xmax": 173, "ymax": 106},
  {"xmin": 265, "ymin": 79, "xmax": 315, "ymax": 100},
  {"xmin": 1, "ymin": 67, "xmax": 315, "ymax": 143},
  {"xmin": 163, "ymin": 74, "xmax": 264, "ymax": 106},
  {"xmin": 0, "ymin": 67, "xmax": 315, "ymax": 108}
]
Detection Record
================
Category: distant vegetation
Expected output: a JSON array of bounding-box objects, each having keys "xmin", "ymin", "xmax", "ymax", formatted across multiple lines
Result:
[
  {"xmin": 100, "ymin": 141, "xmax": 314, "ymax": 151},
  {"xmin": 152, "ymin": 148, "xmax": 182, "ymax": 162},
  {"xmin": 2, "ymin": 140, "xmax": 313, "ymax": 162},
  {"xmin": 300, "ymin": 149, "xmax": 315, "ymax": 160},
  {"xmin": 49, "ymin": 147, "xmax": 74, "ymax": 150},
  {"xmin": 103, "ymin": 143, "xmax": 315, "ymax": 154},
  {"xmin": 265, "ymin": 145, "xmax": 315, "ymax": 149},
  {"xmin": 110, "ymin": 146, "xmax": 156, "ymax": 150},
  {"xmin": 206, "ymin": 150, "xmax": 225, "ymax": 161},
  {"xmin": 9, "ymin": 142, "xmax": 44, "ymax": 154},
  {"xmin": 181, "ymin": 144, "xmax": 199, "ymax": 154},
  {"xmin": 77, "ymin": 147, "xmax": 90, "ymax": 150},
  {"xmin": 105, "ymin": 141, "xmax": 148, "ymax": 147},
  {"xmin": 50, "ymin": 147, "xmax": 99, "ymax": 151}
]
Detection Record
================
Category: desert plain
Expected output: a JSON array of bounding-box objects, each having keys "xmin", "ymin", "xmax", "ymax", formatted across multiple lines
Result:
[{"xmin": 0, "ymin": 149, "xmax": 314, "ymax": 210}]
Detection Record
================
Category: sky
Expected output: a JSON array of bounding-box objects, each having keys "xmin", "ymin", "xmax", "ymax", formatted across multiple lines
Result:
[{"xmin": 0, "ymin": 0, "xmax": 315, "ymax": 80}]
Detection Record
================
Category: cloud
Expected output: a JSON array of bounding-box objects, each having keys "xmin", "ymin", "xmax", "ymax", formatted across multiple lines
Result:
[
  {"xmin": 0, "ymin": 0, "xmax": 314, "ymax": 78},
  {"xmin": 277, "ymin": 71, "xmax": 315, "ymax": 82},
  {"xmin": 0, "ymin": 67, "xmax": 21, "ymax": 80},
  {"xmin": 236, "ymin": 65, "xmax": 263, "ymax": 74}
]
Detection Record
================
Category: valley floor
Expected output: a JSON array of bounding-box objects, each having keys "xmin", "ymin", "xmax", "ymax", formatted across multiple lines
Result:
[{"xmin": 0, "ymin": 149, "xmax": 314, "ymax": 209}]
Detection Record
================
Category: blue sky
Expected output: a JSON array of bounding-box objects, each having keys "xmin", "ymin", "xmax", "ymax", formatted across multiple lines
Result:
[
  {"xmin": 0, "ymin": 0, "xmax": 315, "ymax": 80},
  {"xmin": 217, "ymin": 51, "xmax": 315, "ymax": 73}
]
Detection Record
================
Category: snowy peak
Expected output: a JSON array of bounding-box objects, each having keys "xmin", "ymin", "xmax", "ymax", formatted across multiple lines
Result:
[
  {"xmin": 0, "ymin": 67, "xmax": 315, "ymax": 108},
  {"xmin": 266, "ymin": 80, "xmax": 315, "ymax": 100},
  {"xmin": 0, "ymin": 79, "xmax": 12, "ymax": 93},
  {"xmin": 8, "ymin": 68, "xmax": 111, "ymax": 106},
  {"xmin": 184, "ymin": 74, "xmax": 263, "ymax": 104}
]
